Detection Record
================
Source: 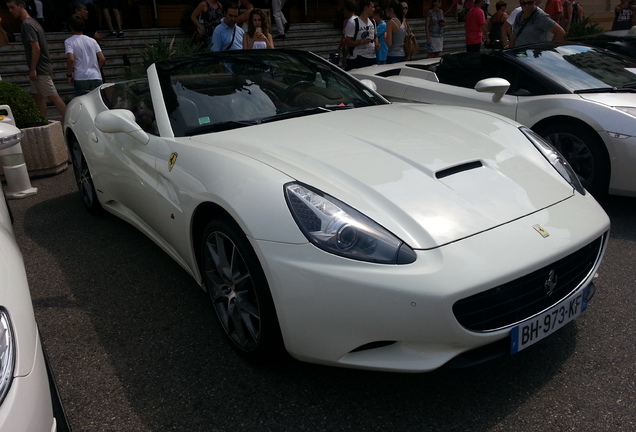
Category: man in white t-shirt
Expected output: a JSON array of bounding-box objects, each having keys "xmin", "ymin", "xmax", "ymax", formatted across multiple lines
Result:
[
  {"xmin": 65, "ymin": 14, "xmax": 106, "ymax": 97},
  {"xmin": 344, "ymin": 0, "xmax": 378, "ymax": 70}
]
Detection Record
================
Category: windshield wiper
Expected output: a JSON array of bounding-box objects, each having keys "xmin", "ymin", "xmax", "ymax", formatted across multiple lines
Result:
[
  {"xmin": 325, "ymin": 103, "xmax": 357, "ymax": 109},
  {"xmin": 185, "ymin": 119, "xmax": 260, "ymax": 135},
  {"xmin": 260, "ymin": 106, "xmax": 332, "ymax": 123},
  {"xmin": 619, "ymin": 81, "xmax": 636, "ymax": 90},
  {"xmin": 574, "ymin": 87, "xmax": 636, "ymax": 94}
]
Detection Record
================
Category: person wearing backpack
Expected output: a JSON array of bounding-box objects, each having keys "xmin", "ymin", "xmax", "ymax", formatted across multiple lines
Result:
[{"xmin": 344, "ymin": 0, "xmax": 378, "ymax": 70}]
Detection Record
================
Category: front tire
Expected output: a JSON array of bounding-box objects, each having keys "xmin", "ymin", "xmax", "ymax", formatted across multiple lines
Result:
[
  {"xmin": 201, "ymin": 219, "xmax": 283, "ymax": 360},
  {"xmin": 68, "ymin": 136, "xmax": 103, "ymax": 214},
  {"xmin": 536, "ymin": 123, "xmax": 610, "ymax": 197}
]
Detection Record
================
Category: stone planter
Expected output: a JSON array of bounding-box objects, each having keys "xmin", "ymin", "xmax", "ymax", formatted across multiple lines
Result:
[{"xmin": 17, "ymin": 120, "xmax": 68, "ymax": 177}]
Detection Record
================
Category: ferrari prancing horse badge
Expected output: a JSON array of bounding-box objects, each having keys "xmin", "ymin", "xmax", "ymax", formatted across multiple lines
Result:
[{"xmin": 168, "ymin": 153, "xmax": 178, "ymax": 172}]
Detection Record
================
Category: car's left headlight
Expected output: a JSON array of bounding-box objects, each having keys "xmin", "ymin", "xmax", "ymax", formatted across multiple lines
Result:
[
  {"xmin": 0, "ymin": 308, "xmax": 15, "ymax": 405},
  {"xmin": 520, "ymin": 127, "xmax": 586, "ymax": 195},
  {"xmin": 285, "ymin": 183, "xmax": 417, "ymax": 264}
]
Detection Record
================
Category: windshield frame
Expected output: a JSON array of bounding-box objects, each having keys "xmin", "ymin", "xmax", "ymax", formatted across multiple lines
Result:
[{"xmin": 151, "ymin": 50, "xmax": 387, "ymax": 137}]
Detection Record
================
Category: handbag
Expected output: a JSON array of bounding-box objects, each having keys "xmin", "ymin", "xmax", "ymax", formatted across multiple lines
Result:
[{"xmin": 404, "ymin": 29, "xmax": 419, "ymax": 60}]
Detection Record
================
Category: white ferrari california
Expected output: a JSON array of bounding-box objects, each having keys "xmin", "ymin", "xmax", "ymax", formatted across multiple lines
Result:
[
  {"xmin": 64, "ymin": 49, "xmax": 610, "ymax": 372},
  {"xmin": 352, "ymin": 42, "xmax": 636, "ymax": 198}
]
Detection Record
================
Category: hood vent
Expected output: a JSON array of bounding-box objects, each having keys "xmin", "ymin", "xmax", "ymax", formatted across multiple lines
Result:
[{"xmin": 435, "ymin": 161, "xmax": 483, "ymax": 179}]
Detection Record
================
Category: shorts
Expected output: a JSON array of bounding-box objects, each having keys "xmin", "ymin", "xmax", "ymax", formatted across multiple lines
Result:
[
  {"xmin": 345, "ymin": 55, "xmax": 376, "ymax": 71},
  {"xmin": 29, "ymin": 74, "xmax": 59, "ymax": 98},
  {"xmin": 429, "ymin": 37, "xmax": 443, "ymax": 53},
  {"xmin": 386, "ymin": 55, "xmax": 406, "ymax": 64}
]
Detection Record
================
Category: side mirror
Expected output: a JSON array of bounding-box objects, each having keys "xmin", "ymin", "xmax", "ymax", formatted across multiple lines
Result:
[
  {"xmin": 95, "ymin": 109, "xmax": 150, "ymax": 144},
  {"xmin": 359, "ymin": 79, "xmax": 378, "ymax": 92},
  {"xmin": 474, "ymin": 78, "xmax": 510, "ymax": 103}
]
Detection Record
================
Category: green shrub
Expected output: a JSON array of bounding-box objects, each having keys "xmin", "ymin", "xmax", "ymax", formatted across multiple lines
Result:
[
  {"xmin": 141, "ymin": 35, "xmax": 205, "ymax": 67},
  {"xmin": 130, "ymin": 35, "xmax": 205, "ymax": 78},
  {"xmin": 0, "ymin": 81, "xmax": 49, "ymax": 129},
  {"xmin": 567, "ymin": 16, "xmax": 603, "ymax": 38}
]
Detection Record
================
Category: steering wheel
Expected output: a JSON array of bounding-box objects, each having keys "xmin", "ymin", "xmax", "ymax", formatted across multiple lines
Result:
[{"xmin": 281, "ymin": 81, "xmax": 314, "ymax": 103}]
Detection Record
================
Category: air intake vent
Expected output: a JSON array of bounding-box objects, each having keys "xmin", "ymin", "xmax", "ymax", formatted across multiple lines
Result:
[
  {"xmin": 436, "ymin": 161, "xmax": 483, "ymax": 179},
  {"xmin": 453, "ymin": 234, "xmax": 606, "ymax": 332}
]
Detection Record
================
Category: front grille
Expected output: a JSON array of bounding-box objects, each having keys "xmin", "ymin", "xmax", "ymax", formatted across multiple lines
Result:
[{"xmin": 453, "ymin": 235, "xmax": 605, "ymax": 332}]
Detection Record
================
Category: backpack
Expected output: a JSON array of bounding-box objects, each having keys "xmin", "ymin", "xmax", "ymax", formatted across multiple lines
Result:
[{"xmin": 348, "ymin": 17, "xmax": 360, "ymax": 56}]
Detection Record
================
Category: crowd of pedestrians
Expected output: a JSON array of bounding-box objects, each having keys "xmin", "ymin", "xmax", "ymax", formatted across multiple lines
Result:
[
  {"xmin": 0, "ymin": 0, "xmax": 603, "ymax": 116},
  {"xmin": 0, "ymin": 0, "xmax": 285, "ymax": 117},
  {"xmin": 336, "ymin": 0, "xmax": 589, "ymax": 71}
]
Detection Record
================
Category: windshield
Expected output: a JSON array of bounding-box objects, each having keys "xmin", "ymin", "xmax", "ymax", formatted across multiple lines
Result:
[
  {"xmin": 505, "ymin": 44, "xmax": 636, "ymax": 92},
  {"xmin": 154, "ymin": 50, "xmax": 386, "ymax": 137}
]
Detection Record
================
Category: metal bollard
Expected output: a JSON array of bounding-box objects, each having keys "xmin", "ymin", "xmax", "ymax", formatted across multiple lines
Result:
[{"xmin": 0, "ymin": 105, "xmax": 38, "ymax": 199}]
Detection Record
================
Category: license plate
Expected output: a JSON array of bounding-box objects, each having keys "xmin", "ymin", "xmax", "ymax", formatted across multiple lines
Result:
[{"xmin": 510, "ymin": 286, "xmax": 591, "ymax": 354}]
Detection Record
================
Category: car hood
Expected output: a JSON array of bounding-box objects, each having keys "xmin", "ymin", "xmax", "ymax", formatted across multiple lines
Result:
[
  {"xmin": 578, "ymin": 92, "xmax": 636, "ymax": 107},
  {"xmin": 190, "ymin": 104, "xmax": 574, "ymax": 249}
]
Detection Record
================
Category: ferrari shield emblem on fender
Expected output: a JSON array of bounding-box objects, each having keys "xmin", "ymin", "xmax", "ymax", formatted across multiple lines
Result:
[
  {"xmin": 533, "ymin": 224, "xmax": 549, "ymax": 238},
  {"xmin": 168, "ymin": 153, "xmax": 178, "ymax": 172}
]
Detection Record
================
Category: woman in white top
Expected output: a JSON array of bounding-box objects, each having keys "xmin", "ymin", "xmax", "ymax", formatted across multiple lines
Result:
[{"xmin": 242, "ymin": 8, "xmax": 274, "ymax": 49}]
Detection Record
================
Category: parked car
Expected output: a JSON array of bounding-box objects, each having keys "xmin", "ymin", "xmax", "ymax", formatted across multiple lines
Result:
[
  {"xmin": 570, "ymin": 30, "xmax": 636, "ymax": 59},
  {"xmin": 0, "ymin": 171, "xmax": 58, "ymax": 430},
  {"xmin": 64, "ymin": 49, "xmax": 610, "ymax": 372},
  {"xmin": 352, "ymin": 42, "xmax": 636, "ymax": 197}
]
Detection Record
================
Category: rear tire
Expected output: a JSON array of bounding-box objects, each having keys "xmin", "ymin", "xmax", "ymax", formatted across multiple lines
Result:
[
  {"xmin": 201, "ymin": 219, "xmax": 283, "ymax": 361},
  {"xmin": 536, "ymin": 123, "xmax": 610, "ymax": 197}
]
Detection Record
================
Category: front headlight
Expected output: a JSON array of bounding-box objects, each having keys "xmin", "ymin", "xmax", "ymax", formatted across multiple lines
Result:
[
  {"xmin": 0, "ymin": 308, "xmax": 15, "ymax": 405},
  {"xmin": 520, "ymin": 127, "xmax": 586, "ymax": 195},
  {"xmin": 285, "ymin": 183, "xmax": 416, "ymax": 264}
]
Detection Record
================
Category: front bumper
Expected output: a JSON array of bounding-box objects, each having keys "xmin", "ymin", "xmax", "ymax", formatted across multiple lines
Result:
[
  {"xmin": 0, "ymin": 331, "xmax": 56, "ymax": 432},
  {"xmin": 253, "ymin": 193, "xmax": 609, "ymax": 372},
  {"xmin": 604, "ymin": 132, "xmax": 636, "ymax": 196}
]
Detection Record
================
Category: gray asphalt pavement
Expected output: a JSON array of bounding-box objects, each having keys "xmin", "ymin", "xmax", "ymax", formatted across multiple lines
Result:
[{"xmin": 9, "ymin": 168, "xmax": 636, "ymax": 432}]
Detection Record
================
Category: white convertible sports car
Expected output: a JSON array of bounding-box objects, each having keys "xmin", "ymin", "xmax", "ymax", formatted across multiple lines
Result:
[
  {"xmin": 64, "ymin": 49, "xmax": 610, "ymax": 372},
  {"xmin": 0, "ymin": 125, "xmax": 57, "ymax": 431},
  {"xmin": 352, "ymin": 42, "xmax": 636, "ymax": 197}
]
